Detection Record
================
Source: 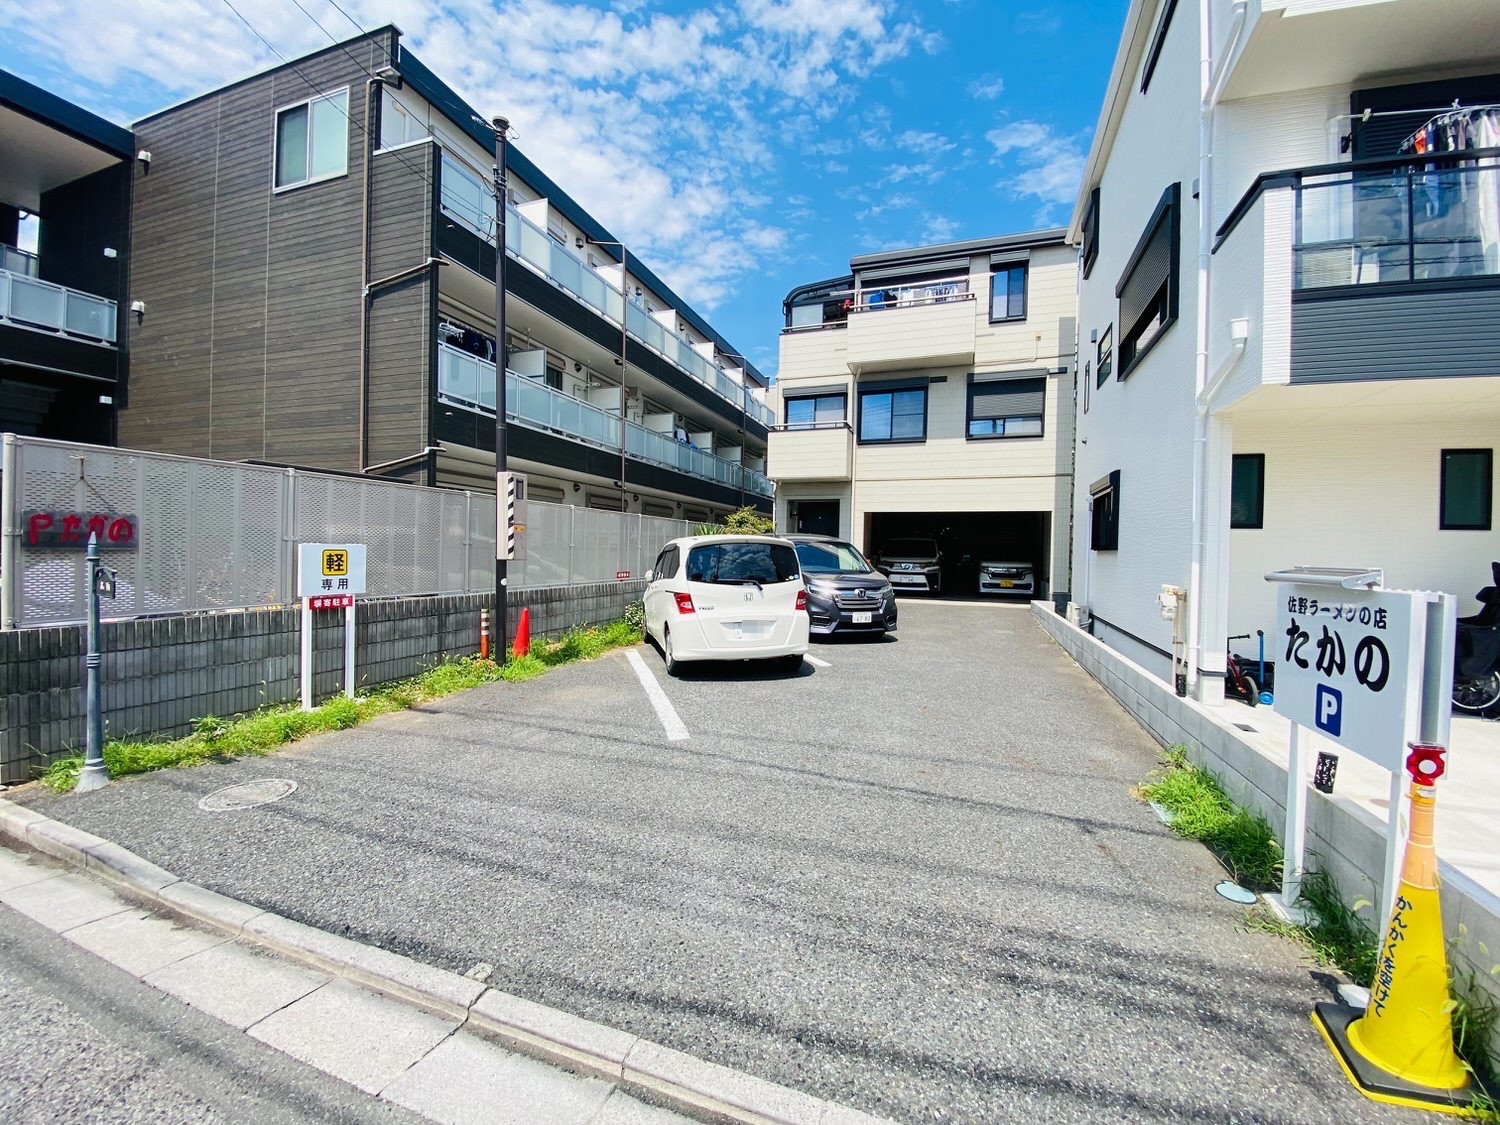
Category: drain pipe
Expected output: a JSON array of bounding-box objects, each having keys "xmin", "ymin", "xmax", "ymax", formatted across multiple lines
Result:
[{"xmin": 1186, "ymin": 0, "xmax": 1248, "ymax": 698}]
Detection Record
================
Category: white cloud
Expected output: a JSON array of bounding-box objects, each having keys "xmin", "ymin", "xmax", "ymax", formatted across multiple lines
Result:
[
  {"xmin": 986, "ymin": 119, "xmax": 1086, "ymax": 223},
  {"xmin": 919, "ymin": 215, "xmax": 960, "ymax": 244},
  {"xmin": 896, "ymin": 129, "xmax": 954, "ymax": 157},
  {"xmin": 0, "ymin": 0, "xmax": 938, "ymax": 314},
  {"xmin": 967, "ymin": 72, "xmax": 1004, "ymax": 100}
]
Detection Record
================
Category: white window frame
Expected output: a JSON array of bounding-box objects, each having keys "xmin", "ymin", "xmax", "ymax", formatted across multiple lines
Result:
[
  {"xmin": 273, "ymin": 86, "xmax": 351, "ymax": 193},
  {"xmin": 378, "ymin": 91, "xmax": 430, "ymax": 152}
]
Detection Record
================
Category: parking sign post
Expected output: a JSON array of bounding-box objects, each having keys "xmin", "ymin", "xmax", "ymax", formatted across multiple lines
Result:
[
  {"xmin": 297, "ymin": 544, "xmax": 367, "ymax": 711},
  {"xmin": 1263, "ymin": 567, "xmax": 1455, "ymax": 925}
]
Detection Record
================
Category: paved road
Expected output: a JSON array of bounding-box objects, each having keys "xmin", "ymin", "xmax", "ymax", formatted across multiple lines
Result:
[
  {"xmin": 21, "ymin": 602, "xmax": 1425, "ymax": 1123},
  {"xmin": 0, "ymin": 895, "xmax": 421, "ymax": 1124}
]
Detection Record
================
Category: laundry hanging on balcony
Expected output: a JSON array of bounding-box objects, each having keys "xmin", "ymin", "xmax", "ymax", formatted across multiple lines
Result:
[{"xmin": 1395, "ymin": 106, "xmax": 1500, "ymax": 276}]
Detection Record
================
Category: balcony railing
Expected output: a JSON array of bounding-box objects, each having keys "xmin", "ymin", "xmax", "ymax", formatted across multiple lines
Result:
[
  {"xmin": 436, "ymin": 343, "xmax": 773, "ymax": 498},
  {"xmin": 0, "ymin": 245, "xmax": 38, "ymax": 277},
  {"xmin": 438, "ymin": 152, "xmax": 772, "ymax": 427},
  {"xmin": 851, "ymin": 273, "xmax": 972, "ymax": 312},
  {"xmin": 0, "ymin": 268, "xmax": 116, "ymax": 345},
  {"xmin": 1290, "ymin": 153, "xmax": 1500, "ymax": 289}
]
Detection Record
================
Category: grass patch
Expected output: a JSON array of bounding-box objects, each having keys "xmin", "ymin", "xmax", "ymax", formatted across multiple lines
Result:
[
  {"xmin": 1137, "ymin": 745, "xmax": 1282, "ymax": 889},
  {"xmin": 41, "ymin": 618, "xmax": 643, "ymax": 794}
]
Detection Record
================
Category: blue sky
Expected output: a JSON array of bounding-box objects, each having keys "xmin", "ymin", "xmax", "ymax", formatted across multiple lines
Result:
[{"xmin": 0, "ymin": 0, "xmax": 1126, "ymax": 378}]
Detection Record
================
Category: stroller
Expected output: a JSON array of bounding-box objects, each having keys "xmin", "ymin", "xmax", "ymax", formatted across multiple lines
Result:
[{"xmin": 1454, "ymin": 562, "xmax": 1500, "ymax": 716}]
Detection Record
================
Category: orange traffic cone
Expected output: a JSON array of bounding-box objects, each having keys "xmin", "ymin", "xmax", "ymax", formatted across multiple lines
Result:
[
  {"xmin": 513, "ymin": 607, "xmax": 530, "ymax": 658},
  {"xmin": 1313, "ymin": 743, "xmax": 1495, "ymax": 1114}
]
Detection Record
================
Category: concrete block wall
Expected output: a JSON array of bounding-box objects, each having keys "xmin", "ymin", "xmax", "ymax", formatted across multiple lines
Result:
[
  {"xmin": 1032, "ymin": 602, "xmax": 1500, "ymax": 1055},
  {"xmin": 0, "ymin": 581, "xmax": 646, "ymax": 784}
]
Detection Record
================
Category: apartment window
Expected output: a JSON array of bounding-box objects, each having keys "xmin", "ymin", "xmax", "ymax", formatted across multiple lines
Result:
[
  {"xmin": 274, "ymin": 89, "xmax": 349, "ymax": 189},
  {"xmin": 380, "ymin": 93, "xmax": 427, "ymax": 149},
  {"xmin": 785, "ymin": 394, "xmax": 846, "ymax": 429},
  {"xmin": 990, "ymin": 264, "xmax": 1027, "ymax": 322},
  {"xmin": 1090, "ymin": 471, "xmax": 1120, "ymax": 551},
  {"xmin": 1096, "ymin": 325, "xmax": 1113, "ymax": 388},
  {"xmin": 968, "ymin": 375, "xmax": 1045, "ymax": 439},
  {"xmin": 1116, "ymin": 184, "xmax": 1180, "ymax": 379},
  {"xmin": 1140, "ymin": 0, "xmax": 1179, "ymax": 92},
  {"xmin": 1231, "ymin": 454, "xmax": 1265, "ymax": 529},
  {"xmin": 1081, "ymin": 187, "xmax": 1101, "ymax": 279},
  {"xmin": 858, "ymin": 382, "xmax": 927, "ymax": 443},
  {"xmin": 1441, "ymin": 449, "xmax": 1493, "ymax": 530}
]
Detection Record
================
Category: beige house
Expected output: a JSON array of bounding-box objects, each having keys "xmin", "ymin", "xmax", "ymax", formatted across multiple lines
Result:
[{"xmin": 769, "ymin": 230, "xmax": 1077, "ymax": 599}]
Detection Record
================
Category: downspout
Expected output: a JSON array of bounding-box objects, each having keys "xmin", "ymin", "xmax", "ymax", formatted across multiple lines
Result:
[
  {"xmin": 358, "ymin": 75, "xmax": 380, "ymax": 473},
  {"xmin": 1186, "ymin": 0, "xmax": 1248, "ymax": 696}
]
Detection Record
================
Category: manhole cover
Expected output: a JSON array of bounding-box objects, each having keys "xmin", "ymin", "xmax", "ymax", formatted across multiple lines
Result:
[
  {"xmin": 198, "ymin": 778, "xmax": 298, "ymax": 812},
  {"xmin": 1215, "ymin": 881, "xmax": 1258, "ymax": 905}
]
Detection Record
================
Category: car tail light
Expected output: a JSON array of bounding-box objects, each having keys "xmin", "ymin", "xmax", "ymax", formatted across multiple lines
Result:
[
  {"xmin": 795, "ymin": 590, "xmax": 807, "ymax": 612},
  {"xmin": 673, "ymin": 592, "xmax": 695, "ymax": 615}
]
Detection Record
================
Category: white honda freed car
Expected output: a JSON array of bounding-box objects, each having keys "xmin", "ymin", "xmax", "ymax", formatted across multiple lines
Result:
[{"xmin": 643, "ymin": 535, "xmax": 810, "ymax": 675}]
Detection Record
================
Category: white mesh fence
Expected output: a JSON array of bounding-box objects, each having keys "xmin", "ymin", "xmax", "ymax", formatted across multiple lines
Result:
[{"xmin": 1, "ymin": 436, "xmax": 695, "ymax": 628}]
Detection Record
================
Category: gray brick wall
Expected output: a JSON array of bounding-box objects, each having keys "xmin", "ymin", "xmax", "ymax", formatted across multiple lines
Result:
[{"xmin": 0, "ymin": 581, "xmax": 645, "ymax": 784}]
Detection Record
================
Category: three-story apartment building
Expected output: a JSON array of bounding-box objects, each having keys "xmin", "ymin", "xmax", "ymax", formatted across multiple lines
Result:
[
  {"xmin": 121, "ymin": 27, "xmax": 772, "ymax": 522},
  {"xmin": 771, "ymin": 231, "xmax": 1076, "ymax": 598},
  {"xmin": 0, "ymin": 70, "xmax": 132, "ymax": 445},
  {"xmin": 1069, "ymin": 0, "xmax": 1500, "ymax": 699}
]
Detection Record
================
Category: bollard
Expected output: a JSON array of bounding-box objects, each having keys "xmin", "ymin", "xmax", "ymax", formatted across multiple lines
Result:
[
  {"xmin": 479, "ymin": 608, "xmax": 490, "ymax": 660},
  {"xmin": 76, "ymin": 533, "xmax": 111, "ymax": 792}
]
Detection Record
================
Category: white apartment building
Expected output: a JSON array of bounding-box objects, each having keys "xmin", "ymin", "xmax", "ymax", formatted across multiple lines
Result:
[
  {"xmin": 770, "ymin": 232, "xmax": 1076, "ymax": 597},
  {"xmin": 1069, "ymin": 0, "xmax": 1500, "ymax": 700}
]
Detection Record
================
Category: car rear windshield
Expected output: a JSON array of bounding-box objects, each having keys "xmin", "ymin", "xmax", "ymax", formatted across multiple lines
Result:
[
  {"xmin": 685, "ymin": 542, "xmax": 800, "ymax": 585},
  {"xmin": 882, "ymin": 539, "xmax": 937, "ymax": 557},
  {"xmin": 795, "ymin": 541, "xmax": 872, "ymax": 575}
]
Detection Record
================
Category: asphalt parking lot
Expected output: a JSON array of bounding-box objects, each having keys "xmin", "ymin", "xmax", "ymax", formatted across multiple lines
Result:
[{"xmin": 20, "ymin": 602, "xmax": 1423, "ymax": 1123}]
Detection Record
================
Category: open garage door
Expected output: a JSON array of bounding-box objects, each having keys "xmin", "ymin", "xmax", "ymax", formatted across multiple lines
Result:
[{"xmin": 865, "ymin": 511, "xmax": 1051, "ymax": 597}]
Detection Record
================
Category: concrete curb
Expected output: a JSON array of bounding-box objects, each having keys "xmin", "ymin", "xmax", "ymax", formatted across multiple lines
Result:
[{"xmin": 0, "ymin": 796, "xmax": 896, "ymax": 1125}]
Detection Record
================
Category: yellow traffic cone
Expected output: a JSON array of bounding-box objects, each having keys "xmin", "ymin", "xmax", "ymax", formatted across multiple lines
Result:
[{"xmin": 1313, "ymin": 745, "xmax": 1494, "ymax": 1114}]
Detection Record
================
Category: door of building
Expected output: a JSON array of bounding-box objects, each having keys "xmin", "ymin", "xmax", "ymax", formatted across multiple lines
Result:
[{"xmin": 792, "ymin": 500, "xmax": 839, "ymax": 537}]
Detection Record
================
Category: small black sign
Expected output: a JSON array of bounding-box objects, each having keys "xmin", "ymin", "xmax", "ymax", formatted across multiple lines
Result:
[
  {"xmin": 1313, "ymin": 751, "xmax": 1339, "ymax": 794},
  {"xmin": 23, "ymin": 510, "xmax": 139, "ymax": 551}
]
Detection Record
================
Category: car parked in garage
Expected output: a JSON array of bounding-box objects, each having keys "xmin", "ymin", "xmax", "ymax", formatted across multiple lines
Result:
[
  {"xmin": 785, "ymin": 535, "xmax": 897, "ymax": 637},
  {"xmin": 978, "ymin": 559, "xmax": 1036, "ymax": 597},
  {"xmin": 643, "ymin": 535, "xmax": 810, "ymax": 675},
  {"xmin": 873, "ymin": 537, "xmax": 943, "ymax": 594}
]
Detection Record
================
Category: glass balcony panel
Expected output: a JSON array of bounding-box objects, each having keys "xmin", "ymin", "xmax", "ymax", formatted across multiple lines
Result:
[
  {"xmin": 1293, "ymin": 162, "xmax": 1500, "ymax": 290},
  {"xmin": 8, "ymin": 274, "xmax": 66, "ymax": 331},
  {"xmin": 0, "ymin": 246, "xmax": 37, "ymax": 276},
  {"xmin": 551, "ymin": 242, "xmax": 584, "ymax": 295},
  {"xmin": 518, "ymin": 222, "xmax": 551, "ymax": 271},
  {"xmin": 66, "ymin": 291, "xmax": 116, "ymax": 343}
]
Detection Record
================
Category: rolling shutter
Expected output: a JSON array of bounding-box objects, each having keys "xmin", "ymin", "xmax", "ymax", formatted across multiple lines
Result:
[
  {"xmin": 970, "ymin": 378, "xmax": 1045, "ymax": 419},
  {"xmin": 1118, "ymin": 204, "xmax": 1174, "ymax": 335}
]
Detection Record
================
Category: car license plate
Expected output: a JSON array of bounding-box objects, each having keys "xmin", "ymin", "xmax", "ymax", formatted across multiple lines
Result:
[
  {"xmin": 852, "ymin": 611, "xmax": 872, "ymax": 624},
  {"xmin": 999, "ymin": 580, "xmax": 1014, "ymax": 588},
  {"xmin": 891, "ymin": 574, "xmax": 920, "ymax": 584}
]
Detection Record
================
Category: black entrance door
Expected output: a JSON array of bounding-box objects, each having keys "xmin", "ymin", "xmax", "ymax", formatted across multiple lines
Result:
[{"xmin": 793, "ymin": 500, "xmax": 839, "ymax": 537}]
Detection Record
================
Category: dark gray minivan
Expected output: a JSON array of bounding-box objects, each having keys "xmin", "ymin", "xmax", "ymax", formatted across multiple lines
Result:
[{"xmin": 786, "ymin": 534, "xmax": 898, "ymax": 637}]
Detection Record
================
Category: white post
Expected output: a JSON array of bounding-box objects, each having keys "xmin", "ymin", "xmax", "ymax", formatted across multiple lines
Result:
[
  {"xmin": 343, "ymin": 602, "xmax": 356, "ymax": 698},
  {"xmin": 300, "ymin": 600, "xmax": 313, "ymax": 711},
  {"xmin": 1379, "ymin": 768, "xmax": 1405, "ymax": 927},
  {"xmin": 1282, "ymin": 721, "xmax": 1308, "ymax": 904}
]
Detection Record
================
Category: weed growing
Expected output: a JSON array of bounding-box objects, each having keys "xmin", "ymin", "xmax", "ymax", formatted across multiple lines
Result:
[
  {"xmin": 1137, "ymin": 745, "xmax": 1282, "ymax": 889},
  {"xmin": 41, "ymin": 618, "xmax": 642, "ymax": 793}
]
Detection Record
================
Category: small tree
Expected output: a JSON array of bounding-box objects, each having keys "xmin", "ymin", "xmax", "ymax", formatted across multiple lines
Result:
[{"xmin": 722, "ymin": 506, "xmax": 774, "ymax": 535}]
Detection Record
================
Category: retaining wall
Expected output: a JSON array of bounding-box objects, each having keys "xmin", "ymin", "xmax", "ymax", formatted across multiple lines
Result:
[
  {"xmin": 1032, "ymin": 602, "xmax": 1500, "ymax": 1054},
  {"xmin": 0, "ymin": 581, "xmax": 646, "ymax": 784}
]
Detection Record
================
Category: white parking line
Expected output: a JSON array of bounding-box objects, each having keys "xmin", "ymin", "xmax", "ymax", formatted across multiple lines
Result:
[
  {"xmin": 804, "ymin": 654, "xmax": 832, "ymax": 669},
  {"xmin": 625, "ymin": 650, "xmax": 690, "ymax": 741}
]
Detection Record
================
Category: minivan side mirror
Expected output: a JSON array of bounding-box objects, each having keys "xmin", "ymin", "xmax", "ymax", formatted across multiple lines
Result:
[{"xmin": 644, "ymin": 569, "xmax": 654, "ymax": 582}]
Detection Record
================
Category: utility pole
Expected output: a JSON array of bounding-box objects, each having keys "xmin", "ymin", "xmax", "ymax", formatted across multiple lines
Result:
[{"xmin": 492, "ymin": 116, "xmax": 510, "ymax": 664}]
